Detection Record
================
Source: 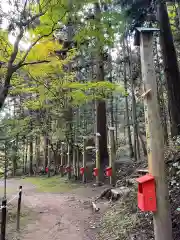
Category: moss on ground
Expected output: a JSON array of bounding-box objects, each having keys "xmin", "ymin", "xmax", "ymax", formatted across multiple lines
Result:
[{"xmin": 22, "ymin": 176, "xmax": 79, "ymax": 193}]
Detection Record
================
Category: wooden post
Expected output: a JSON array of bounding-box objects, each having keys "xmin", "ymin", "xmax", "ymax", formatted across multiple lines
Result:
[
  {"xmin": 108, "ymin": 127, "xmax": 116, "ymax": 186},
  {"xmin": 82, "ymin": 137, "xmax": 86, "ymax": 183},
  {"xmin": 67, "ymin": 143, "xmax": 71, "ymax": 180},
  {"xmin": 138, "ymin": 28, "xmax": 172, "ymax": 240},
  {"xmin": 1, "ymin": 199, "xmax": 6, "ymax": 240},
  {"xmin": 17, "ymin": 186, "xmax": 22, "ymax": 231},
  {"xmin": 95, "ymin": 133, "xmax": 101, "ymax": 185},
  {"xmin": 73, "ymin": 145, "xmax": 77, "ymax": 179},
  {"xmin": 60, "ymin": 142, "xmax": 65, "ymax": 177},
  {"xmin": 76, "ymin": 146, "xmax": 80, "ymax": 179}
]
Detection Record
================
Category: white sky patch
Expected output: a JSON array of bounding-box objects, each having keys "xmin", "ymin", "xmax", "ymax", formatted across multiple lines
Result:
[{"xmin": 1, "ymin": 0, "xmax": 30, "ymax": 50}]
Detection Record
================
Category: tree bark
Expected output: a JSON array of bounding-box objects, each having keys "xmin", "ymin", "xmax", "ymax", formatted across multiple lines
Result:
[
  {"xmin": 24, "ymin": 139, "xmax": 28, "ymax": 174},
  {"xmin": 44, "ymin": 135, "xmax": 49, "ymax": 168},
  {"xmin": 139, "ymin": 131, "xmax": 147, "ymax": 156},
  {"xmin": 29, "ymin": 134, "xmax": 33, "ymax": 176},
  {"xmin": 176, "ymin": 1, "xmax": 180, "ymax": 28},
  {"xmin": 35, "ymin": 135, "xmax": 40, "ymax": 168},
  {"xmin": 123, "ymin": 40, "xmax": 134, "ymax": 158},
  {"xmin": 95, "ymin": 2, "xmax": 108, "ymax": 172},
  {"xmin": 155, "ymin": 37, "xmax": 169, "ymax": 144},
  {"xmin": 157, "ymin": 1, "xmax": 180, "ymax": 137},
  {"xmin": 126, "ymin": 39, "xmax": 140, "ymax": 160}
]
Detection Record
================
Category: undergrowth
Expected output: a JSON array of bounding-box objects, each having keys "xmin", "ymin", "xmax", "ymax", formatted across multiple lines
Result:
[{"xmin": 98, "ymin": 189, "xmax": 153, "ymax": 240}]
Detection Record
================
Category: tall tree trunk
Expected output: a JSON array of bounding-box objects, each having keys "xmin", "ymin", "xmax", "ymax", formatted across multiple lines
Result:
[
  {"xmin": 44, "ymin": 134, "xmax": 49, "ymax": 168},
  {"xmin": 176, "ymin": 1, "xmax": 180, "ymax": 28},
  {"xmin": 35, "ymin": 135, "xmax": 40, "ymax": 168},
  {"xmin": 66, "ymin": 0, "xmax": 74, "ymax": 170},
  {"xmin": 108, "ymin": 49, "xmax": 114, "ymax": 126},
  {"xmin": 25, "ymin": 139, "xmax": 28, "ymax": 174},
  {"xmin": 139, "ymin": 131, "xmax": 147, "ymax": 156},
  {"xmin": 29, "ymin": 114, "xmax": 33, "ymax": 175},
  {"xmin": 95, "ymin": 2, "xmax": 108, "ymax": 172},
  {"xmin": 126, "ymin": 39, "xmax": 140, "ymax": 160},
  {"xmin": 155, "ymin": 37, "xmax": 169, "ymax": 144},
  {"xmin": 115, "ymin": 96, "xmax": 118, "ymax": 143},
  {"xmin": 29, "ymin": 134, "xmax": 33, "ymax": 176},
  {"xmin": 123, "ymin": 40, "xmax": 134, "ymax": 158},
  {"xmin": 157, "ymin": 1, "xmax": 180, "ymax": 137},
  {"xmin": 22, "ymin": 138, "xmax": 25, "ymax": 174}
]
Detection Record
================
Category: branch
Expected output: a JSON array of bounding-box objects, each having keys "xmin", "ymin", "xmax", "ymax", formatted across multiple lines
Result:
[
  {"xmin": 19, "ymin": 60, "xmax": 50, "ymax": 67},
  {"xmin": 21, "ymin": 11, "xmax": 46, "ymax": 27},
  {"xmin": 28, "ymin": 72, "xmax": 57, "ymax": 98},
  {"xmin": 22, "ymin": 0, "xmax": 28, "ymax": 14},
  {"xmin": 21, "ymin": 25, "xmax": 57, "ymax": 64},
  {"xmin": 16, "ymin": 11, "xmax": 68, "ymax": 70},
  {"xmin": 8, "ymin": 27, "xmax": 24, "ymax": 67}
]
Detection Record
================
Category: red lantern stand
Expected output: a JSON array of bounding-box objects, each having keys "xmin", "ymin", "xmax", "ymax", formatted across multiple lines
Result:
[
  {"xmin": 73, "ymin": 146, "xmax": 77, "ymax": 179},
  {"xmin": 66, "ymin": 144, "xmax": 71, "ymax": 180},
  {"xmin": 82, "ymin": 137, "xmax": 87, "ymax": 183},
  {"xmin": 105, "ymin": 127, "xmax": 116, "ymax": 185},
  {"xmin": 93, "ymin": 133, "xmax": 101, "ymax": 185},
  {"xmin": 60, "ymin": 142, "xmax": 65, "ymax": 177}
]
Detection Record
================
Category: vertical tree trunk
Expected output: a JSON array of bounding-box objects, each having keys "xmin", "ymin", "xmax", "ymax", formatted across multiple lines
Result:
[
  {"xmin": 130, "ymin": 60, "xmax": 140, "ymax": 160},
  {"xmin": 126, "ymin": 39, "xmax": 140, "ymax": 160},
  {"xmin": 176, "ymin": 1, "xmax": 180, "ymax": 28},
  {"xmin": 155, "ymin": 37, "xmax": 169, "ymax": 144},
  {"xmin": 29, "ymin": 134, "xmax": 33, "ymax": 176},
  {"xmin": 12, "ymin": 134, "xmax": 18, "ymax": 177},
  {"xmin": 123, "ymin": 40, "xmax": 134, "ymax": 158},
  {"xmin": 157, "ymin": 1, "xmax": 180, "ymax": 137},
  {"xmin": 115, "ymin": 96, "xmax": 118, "ymax": 143},
  {"xmin": 44, "ymin": 135, "xmax": 49, "ymax": 168},
  {"xmin": 22, "ymin": 137, "xmax": 25, "ymax": 174},
  {"xmin": 66, "ymin": 0, "xmax": 74, "ymax": 167},
  {"xmin": 139, "ymin": 131, "xmax": 147, "ymax": 156},
  {"xmin": 25, "ymin": 139, "xmax": 28, "ymax": 174},
  {"xmin": 35, "ymin": 135, "xmax": 40, "ymax": 168},
  {"xmin": 108, "ymin": 50, "xmax": 114, "ymax": 126},
  {"xmin": 95, "ymin": 2, "xmax": 108, "ymax": 172}
]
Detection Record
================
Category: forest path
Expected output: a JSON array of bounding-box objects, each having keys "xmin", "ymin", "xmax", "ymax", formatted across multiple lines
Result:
[{"xmin": 1, "ymin": 178, "xmax": 109, "ymax": 240}]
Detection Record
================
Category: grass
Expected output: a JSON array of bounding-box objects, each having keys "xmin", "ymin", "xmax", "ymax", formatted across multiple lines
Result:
[{"xmin": 22, "ymin": 176, "xmax": 79, "ymax": 193}]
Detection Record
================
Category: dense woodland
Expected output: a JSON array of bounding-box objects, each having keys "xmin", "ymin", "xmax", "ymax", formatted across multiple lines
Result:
[{"xmin": 0, "ymin": 0, "xmax": 179, "ymax": 177}]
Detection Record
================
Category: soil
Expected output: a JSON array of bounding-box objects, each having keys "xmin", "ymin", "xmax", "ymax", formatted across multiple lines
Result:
[{"xmin": 2, "ymin": 179, "xmax": 110, "ymax": 240}]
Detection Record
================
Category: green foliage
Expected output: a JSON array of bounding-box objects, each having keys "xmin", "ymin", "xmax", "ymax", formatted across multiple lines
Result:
[{"xmin": 0, "ymin": 0, "xmax": 125, "ymax": 174}]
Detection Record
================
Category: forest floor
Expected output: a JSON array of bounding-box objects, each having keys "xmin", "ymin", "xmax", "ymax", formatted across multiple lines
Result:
[
  {"xmin": 0, "ymin": 177, "xmax": 111, "ymax": 240},
  {"xmin": 2, "ymin": 152, "xmax": 180, "ymax": 240}
]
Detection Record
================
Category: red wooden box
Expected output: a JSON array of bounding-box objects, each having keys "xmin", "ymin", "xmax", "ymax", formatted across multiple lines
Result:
[
  {"xmin": 93, "ymin": 168, "xmax": 98, "ymax": 176},
  {"xmin": 80, "ymin": 167, "xmax": 85, "ymax": 175},
  {"xmin": 136, "ymin": 174, "xmax": 157, "ymax": 212},
  {"xmin": 105, "ymin": 167, "xmax": 112, "ymax": 177}
]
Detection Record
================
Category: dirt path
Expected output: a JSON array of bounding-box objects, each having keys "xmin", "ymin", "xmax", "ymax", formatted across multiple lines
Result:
[{"xmin": 3, "ymin": 179, "xmax": 109, "ymax": 240}]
